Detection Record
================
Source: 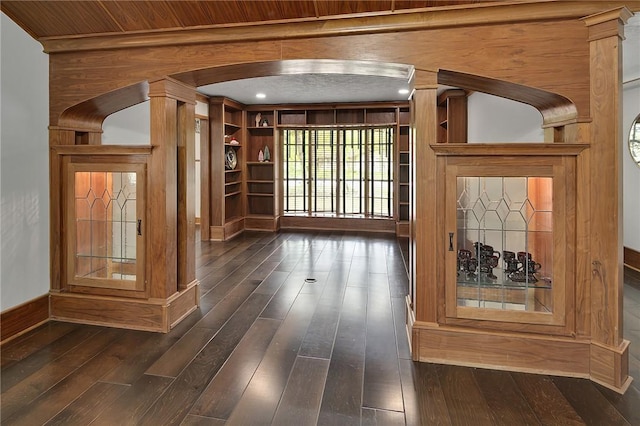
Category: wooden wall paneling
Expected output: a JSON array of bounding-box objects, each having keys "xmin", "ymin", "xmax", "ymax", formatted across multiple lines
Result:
[
  {"xmin": 583, "ymin": 7, "xmax": 633, "ymax": 392},
  {"xmin": 411, "ymin": 70, "xmax": 438, "ymax": 329}
]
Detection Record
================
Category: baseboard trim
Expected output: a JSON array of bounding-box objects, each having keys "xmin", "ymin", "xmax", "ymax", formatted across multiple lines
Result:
[
  {"xmin": 50, "ymin": 280, "xmax": 200, "ymax": 333},
  {"xmin": 0, "ymin": 294, "xmax": 50, "ymax": 344},
  {"xmin": 624, "ymin": 246, "xmax": 640, "ymax": 271},
  {"xmin": 280, "ymin": 216, "xmax": 395, "ymax": 234}
]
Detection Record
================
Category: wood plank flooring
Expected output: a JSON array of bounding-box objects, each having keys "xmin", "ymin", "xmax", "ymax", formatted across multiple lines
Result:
[{"xmin": 2, "ymin": 230, "xmax": 640, "ymax": 425}]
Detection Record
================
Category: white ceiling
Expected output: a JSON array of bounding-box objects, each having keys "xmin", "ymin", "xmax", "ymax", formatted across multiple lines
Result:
[
  {"xmin": 198, "ymin": 73, "xmax": 412, "ymax": 105},
  {"xmin": 198, "ymin": 15, "xmax": 640, "ymax": 104}
]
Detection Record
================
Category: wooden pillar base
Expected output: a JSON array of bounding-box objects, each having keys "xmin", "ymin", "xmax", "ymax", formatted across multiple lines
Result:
[
  {"xmin": 410, "ymin": 321, "xmax": 632, "ymax": 394},
  {"xmin": 50, "ymin": 280, "xmax": 199, "ymax": 333},
  {"xmin": 590, "ymin": 340, "xmax": 632, "ymax": 394}
]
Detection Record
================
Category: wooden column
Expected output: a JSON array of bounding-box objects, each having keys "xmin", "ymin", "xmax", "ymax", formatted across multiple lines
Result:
[
  {"xmin": 148, "ymin": 78, "xmax": 198, "ymax": 299},
  {"xmin": 409, "ymin": 70, "xmax": 439, "ymax": 358},
  {"xmin": 49, "ymin": 125, "xmax": 102, "ymax": 292},
  {"xmin": 177, "ymin": 100, "xmax": 197, "ymax": 290},
  {"xmin": 49, "ymin": 128, "xmax": 76, "ymax": 292},
  {"xmin": 583, "ymin": 7, "xmax": 633, "ymax": 392}
]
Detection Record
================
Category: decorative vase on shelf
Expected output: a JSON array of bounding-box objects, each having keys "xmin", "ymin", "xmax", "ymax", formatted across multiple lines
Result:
[
  {"xmin": 255, "ymin": 113, "xmax": 262, "ymax": 128},
  {"xmin": 258, "ymin": 149, "xmax": 264, "ymax": 162},
  {"xmin": 263, "ymin": 145, "xmax": 270, "ymax": 162}
]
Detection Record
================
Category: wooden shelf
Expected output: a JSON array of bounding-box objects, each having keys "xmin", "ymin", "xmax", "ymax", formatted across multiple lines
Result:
[
  {"xmin": 206, "ymin": 97, "xmax": 246, "ymax": 241},
  {"xmin": 437, "ymin": 89, "xmax": 467, "ymax": 143}
]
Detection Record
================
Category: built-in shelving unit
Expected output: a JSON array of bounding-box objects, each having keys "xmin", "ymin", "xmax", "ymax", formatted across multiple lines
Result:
[
  {"xmin": 207, "ymin": 97, "xmax": 245, "ymax": 240},
  {"xmin": 397, "ymin": 106, "xmax": 411, "ymax": 237},
  {"xmin": 245, "ymin": 108, "xmax": 279, "ymax": 231},
  {"xmin": 202, "ymin": 101, "xmax": 410, "ymax": 239}
]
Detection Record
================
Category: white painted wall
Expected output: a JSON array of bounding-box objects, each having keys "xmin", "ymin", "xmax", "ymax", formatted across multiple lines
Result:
[
  {"xmin": 622, "ymin": 15, "xmax": 640, "ymax": 252},
  {"xmin": 102, "ymin": 101, "xmax": 150, "ymax": 145},
  {"xmin": 468, "ymin": 92, "xmax": 544, "ymax": 143},
  {"xmin": 623, "ymin": 87, "xmax": 640, "ymax": 251},
  {"xmin": 1, "ymin": 13, "xmax": 50, "ymax": 310}
]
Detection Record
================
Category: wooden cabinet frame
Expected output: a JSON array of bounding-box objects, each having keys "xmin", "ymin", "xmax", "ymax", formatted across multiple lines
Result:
[
  {"xmin": 435, "ymin": 145, "xmax": 584, "ymax": 336},
  {"xmin": 65, "ymin": 160, "xmax": 147, "ymax": 295}
]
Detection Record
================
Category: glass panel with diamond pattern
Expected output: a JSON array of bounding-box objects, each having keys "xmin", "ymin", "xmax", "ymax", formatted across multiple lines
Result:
[
  {"xmin": 74, "ymin": 171, "xmax": 138, "ymax": 281},
  {"xmin": 456, "ymin": 176, "xmax": 552, "ymax": 312}
]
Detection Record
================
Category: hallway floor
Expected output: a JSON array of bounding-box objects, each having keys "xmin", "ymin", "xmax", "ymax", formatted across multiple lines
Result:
[{"xmin": 2, "ymin": 230, "xmax": 639, "ymax": 425}]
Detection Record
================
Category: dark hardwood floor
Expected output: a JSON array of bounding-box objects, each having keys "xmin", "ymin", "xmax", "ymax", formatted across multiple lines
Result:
[{"xmin": 2, "ymin": 230, "xmax": 640, "ymax": 425}]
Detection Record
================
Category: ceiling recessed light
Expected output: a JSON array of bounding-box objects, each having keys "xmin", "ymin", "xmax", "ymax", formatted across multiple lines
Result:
[
  {"xmin": 256, "ymin": 93, "xmax": 266, "ymax": 99},
  {"xmin": 398, "ymin": 89, "xmax": 410, "ymax": 95}
]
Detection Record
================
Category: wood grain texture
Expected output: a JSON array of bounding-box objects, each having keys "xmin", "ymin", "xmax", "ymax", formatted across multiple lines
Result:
[
  {"xmin": 5, "ymin": 1, "xmax": 636, "ymax": 54},
  {"xmin": 412, "ymin": 82, "xmax": 438, "ymax": 323},
  {"xmin": 584, "ymin": 9, "xmax": 630, "ymax": 391},
  {"xmin": 511, "ymin": 372, "xmax": 586, "ymax": 425},
  {"xmin": 40, "ymin": 7, "xmax": 625, "ymax": 127},
  {"xmin": 363, "ymin": 273, "xmax": 404, "ymax": 412},
  {"xmin": 44, "ymin": 381, "xmax": 129, "ymax": 426},
  {"xmin": 435, "ymin": 364, "xmax": 494, "ymax": 425},
  {"xmin": 317, "ymin": 286, "xmax": 367, "ymax": 426},
  {"xmin": 189, "ymin": 318, "xmax": 281, "ymax": 419},
  {"xmin": 50, "ymin": 293, "xmax": 165, "ymax": 331},
  {"xmin": 472, "ymin": 368, "xmax": 540, "ymax": 425},
  {"xmin": 271, "ymin": 356, "xmax": 330, "ymax": 426},
  {"xmin": 225, "ymin": 293, "xmax": 320, "ymax": 425},
  {"xmin": 414, "ymin": 324, "xmax": 591, "ymax": 377}
]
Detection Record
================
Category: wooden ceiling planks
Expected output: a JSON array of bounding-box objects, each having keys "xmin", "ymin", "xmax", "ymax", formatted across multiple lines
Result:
[
  {"xmin": 1, "ymin": 1, "xmax": 121, "ymax": 38},
  {"xmin": 1, "ymin": 0, "xmax": 492, "ymax": 40},
  {"xmin": 100, "ymin": 1, "xmax": 183, "ymax": 32}
]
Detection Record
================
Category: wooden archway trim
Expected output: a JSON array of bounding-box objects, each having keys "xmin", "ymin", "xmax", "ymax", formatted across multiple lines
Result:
[
  {"xmin": 171, "ymin": 59, "xmax": 414, "ymax": 87},
  {"xmin": 57, "ymin": 81, "xmax": 149, "ymax": 132},
  {"xmin": 438, "ymin": 69, "xmax": 578, "ymax": 127}
]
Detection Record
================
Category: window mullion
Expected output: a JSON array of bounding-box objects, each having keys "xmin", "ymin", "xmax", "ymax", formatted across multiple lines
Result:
[{"xmin": 364, "ymin": 128, "xmax": 370, "ymax": 218}]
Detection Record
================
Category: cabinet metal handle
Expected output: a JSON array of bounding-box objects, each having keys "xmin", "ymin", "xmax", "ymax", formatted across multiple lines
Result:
[
  {"xmin": 137, "ymin": 219, "xmax": 142, "ymax": 236},
  {"xmin": 449, "ymin": 232, "xmax": 454, "ymax": 251}
]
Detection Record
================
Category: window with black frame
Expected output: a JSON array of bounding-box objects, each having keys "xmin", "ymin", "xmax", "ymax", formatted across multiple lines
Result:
[{"xmin": 282, "ymin": 126, "xmax": 393, "ymax": 218}]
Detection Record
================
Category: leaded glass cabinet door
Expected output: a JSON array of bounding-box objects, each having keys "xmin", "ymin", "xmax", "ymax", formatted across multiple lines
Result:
[
  {"xmin": 441, "ymin": 154, "xmax": 574, "ymax": 332},
  {"xmin": 66, "ymin": 162, "xmax": 146, "ymax": 294}
]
